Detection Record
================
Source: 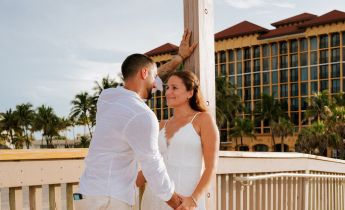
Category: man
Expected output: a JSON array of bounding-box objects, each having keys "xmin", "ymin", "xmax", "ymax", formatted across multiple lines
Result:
[{"xmin": 75, "ymin": 30, "xmax": 197, "ymax": 210}]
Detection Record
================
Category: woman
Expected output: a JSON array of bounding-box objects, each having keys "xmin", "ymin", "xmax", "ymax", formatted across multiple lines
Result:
[{"xmin": 137, "ymin": 71, "xmax": 219, "ymax": 210}]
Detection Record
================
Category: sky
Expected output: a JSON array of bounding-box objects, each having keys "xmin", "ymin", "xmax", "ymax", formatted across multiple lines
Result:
[{"xmin": 1, "ymin": 0, "xmax": 345, "ymax": 121}]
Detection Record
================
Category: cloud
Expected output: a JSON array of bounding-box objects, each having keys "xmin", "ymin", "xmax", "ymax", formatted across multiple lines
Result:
[{"xmin": 225, "ymin": 0, "xmax": 295, "ymax": 9}]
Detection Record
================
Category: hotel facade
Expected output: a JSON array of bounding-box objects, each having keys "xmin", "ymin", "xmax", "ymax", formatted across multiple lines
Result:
[{"xmin": 145, "ymin": 10, "xmax": 345, "ymax": 154}]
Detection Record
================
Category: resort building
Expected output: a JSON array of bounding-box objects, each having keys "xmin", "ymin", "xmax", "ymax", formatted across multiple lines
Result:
[{"xmin": 145, "ymin": 10, "xmax": 345, "ymax": 154}]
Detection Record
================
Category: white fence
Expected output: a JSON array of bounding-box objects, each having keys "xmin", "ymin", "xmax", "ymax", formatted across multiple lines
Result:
[{"xmin": 0, "ymin": 149, "xmax": 345, "ymax": 210}]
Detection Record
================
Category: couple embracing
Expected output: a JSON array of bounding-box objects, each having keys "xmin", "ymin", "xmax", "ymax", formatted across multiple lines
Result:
[{"xmin": 75, "ymin": 30, "xmax": 219, "ymax": 210}]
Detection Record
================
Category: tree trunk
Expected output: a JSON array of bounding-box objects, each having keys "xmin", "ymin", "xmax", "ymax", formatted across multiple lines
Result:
[
  {"xmin": 281, "ymin": 137, "xmax": 284, "ymax": 152},
  {"xmin": 271, "ymin": 131, "xmax": 276, "ymax": 151}
]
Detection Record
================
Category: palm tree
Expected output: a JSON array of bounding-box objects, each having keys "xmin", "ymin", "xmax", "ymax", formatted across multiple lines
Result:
[
  {"xmin": 93, "ymin": 75, "xmax": 121, "ymax": 96},
  {"xmin": 296, "ymin": 121, "xmax": 330, "ymax": 155},
  {"xmin": 33, "ymin": 105, "xmax": 60, "ymax": 147},
  {"xmin": 215, "ymin": 77, "xmax": 242, "ymax": 127},
  {"xmin": 272, "ymin": 117, "xmax": 294, "ymax": 152},
  {"xmin": 230, "ymin": 118, "xmax": 256, "ymax": 150},
  {"xmin": 254, "ymin": 94, "xmax": 283, "ymax": 150},
  {"xmin": 0, "ymin": 109, "xmax": 19, "ymax": 146},
  {"xmin": 305, "ymin": 90, "xmax": 330, "ymax": 122},
  {"xmin": 15, "ymin": 103, "xmax": 35, "ymax": 149},
  {"xmin": 70, "ymin": 92, "xmax": 97, "ymax": 138}
]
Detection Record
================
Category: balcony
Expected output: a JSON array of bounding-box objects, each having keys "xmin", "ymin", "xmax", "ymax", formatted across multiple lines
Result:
[{"xmin": 0, "ymin": 149, "xmax": 345, "ymax": 210}]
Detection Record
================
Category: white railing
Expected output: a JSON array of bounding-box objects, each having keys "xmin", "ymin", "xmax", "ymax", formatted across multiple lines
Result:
[
  {"xmin": 1, "ymin": 150, "xmax": 345, "ymax": 210},
  {"xmin": 216, "ymin": 151, "xmax": 345, "ymax": 210}
]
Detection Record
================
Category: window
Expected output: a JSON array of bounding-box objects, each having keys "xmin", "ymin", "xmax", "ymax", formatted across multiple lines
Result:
[
  {"xmin": 220, "ymin": 51, "xmax": 226, "ymax": 63},
  {"xmin": 280, "ymin": 55, "xmax": 288, "ymax": 68},
  {"xmin": 272, "ymin": 71, "xmax": 278, "ymax": 84},
  {"xmin": 320, "ymin": 80, "xmax": 328, "ymax": 91},
  {"xmin": 331, "ymin": 48, "xmax": 340, "ymax": 62},
  {"xmin": 254, "ymin": 46, "xmax": 260, "ymax": 58},
  {"xmin": 319, "ymin": 65, "xmax": 328, "ymax": 79},
  {"xmin": 237, "ymin": 76, "xmax": 242, "ymax": 87},
  {"xmin": 263, "ymin": 86, "xmax": 270, "ymax": 95},
  {"xmin": 254, "ymin": 87, "xmax": 261, "ymax": 99},
  {"xmin": 263, "ymin": 44, "xmax": 270, "ymax": 57},
  {"xmin": 229, "ymin": 63, "xmax": 235, "ymax": 75},
  {"xmin": 280, "ymin": 84, "xmax": 288, "ymax": 97},
  {"xmin": 280, "ymin": 99, "xmax": 288, "ymax": 111},
  {"xmin": 343, "ymin": 32, "xmax": 345, "ymax": 46},
  {"xmin": 310, "ymin": 51, "xmax": 318, "ymax": 65},
  {"xmin": 272, "ymin": 57, "xmax": 278, "ymax": 69},
  {"xmin": 290, "ymin": 40, "xmax": 298, "ymax": 53},
  {"xmin": 291, "ymin": 83, "xmax": 298, "ymax": 97},
  {"xmin": 290, "ymin": 54, "xmax": 298, "ymax": 67},
  {"xmin": 263, "ymin": 58, "xmax": 270, "ymax": 70},
  {"xmin": 310, "ymin": 37, "xmax": 317, "ymax": 50},
  {"xmin": 221, "ymin": 64, "xmax": 226, "ymax": 76},
  {"xmin": 254, "ymin": 59, "xmax": 260, "ymax": 72},
  {"xmin": 280, "ymin": 70, "xmax": 288, "ymax": 83},
  {"xmin": 244, "ymin": 48, "xmax": 251, "ymax": 59},
  {"xmin": 236, "ymin": 49, "xmax": 242, "ymax": 60},
  {"xmin": 300, "ymin": 52, "xmax": 308, "ymax": 66},
  {"xmin": 164, "ymin": 109, "xmax": 169, "ymax": 119},
  {"xmin": 272, "ymin": 43, "xmax": 278, "ymax": 56},
  {"xmin": 300, "ymin": 38, "xmax": 308, "ymax": 51},
  {"xmin": 291, "ymin": 98, "xmax": 299, "ymax": 111},
  {"xmin": 237, "ymin": 62, "xmax": 242, "ymax": 74},
  {"xmin": 331, "ymin": 33, "xmax": 340, "ymax": 47},
  {"xmin": 272, "ymin": 85, "xmax": 278, "ymax": 98},
  {"xmin": 228, "ymin": 50, "xmax": 234, "ymax": 61},
  {"xmin": 301, "ymin": 98, "xmax": 308, "ymax": 110},
  {"xmin": 244, "ymin": 88, "xmax": 251, "ymax": 100},
  {"xmin": 301, "ymin": 83, "xmax": 308, "ymax": 96},
  {"xmin": 244, "ymin": 74, "xmax": 251, "ymax": 87},
  {"xmin": 311, "ymin": 82, "xmax": 318, "ymax": 93},
  {"xmin": 332, "ymin": 79, "xmax": 340, "ymax": 93},
  {"xmin": 230, "ymin": 76, "xmax": 235, "ymax": 85},
  {"xmin": 319, "ymin": 35, "xmax": 328, "ymax": 49},
  {"xmin": 244, "ymin": 60, "xmax": 251, "ymax": 73},
  {"xmin": 263, "ymin": 72, "xmax": 270, "ymax": 84},
  {"xmin": 254, "ymin": 73, "xmax": 260, "ymax": 86},
  {"xmin": 301, "ymin": 67, "xmax": 308, "ymax": 81},
  {"xmin": 280, "ymin": 41, "xmax": 288, "ymax": 54},
  {"xmin": 290, "ymin": 68, "xmax": 298, "ymax": 82},
  {"xmin": 319, "ymin": 50, "xmax": 328, "ymax": 64},
  {"xmin": 332, "ymin": 64, "xmax": 340, "ymax": 77},
  {"xmin": 311, "ymin": 67, "xmax": 318, "ymax": 80}
]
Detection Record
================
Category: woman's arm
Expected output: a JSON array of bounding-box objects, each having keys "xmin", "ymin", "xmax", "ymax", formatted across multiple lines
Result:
[{"xmin": 179, "ymin": 112, "xmax": 219, "ymax": 209}]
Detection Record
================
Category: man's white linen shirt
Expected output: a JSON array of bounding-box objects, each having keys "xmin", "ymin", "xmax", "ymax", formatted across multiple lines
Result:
[{"xmin": 79, "ymin": 87, "xmax": 174, "ymax": 205}]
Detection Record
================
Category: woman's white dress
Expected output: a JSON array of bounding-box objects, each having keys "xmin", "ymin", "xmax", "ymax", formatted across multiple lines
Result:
[{"xmin": 141, "ymin": 114, "xmax": 205, "ymax": 210}]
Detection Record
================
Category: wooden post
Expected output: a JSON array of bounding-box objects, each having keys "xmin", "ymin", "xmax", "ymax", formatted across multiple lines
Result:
[
  {"xmin": 183, "ymin": 0, "xmax": 216, "ymax": 209},
  {"xmin": 183, "ymin": 0, "xmax": 215, "ymax": 117}
]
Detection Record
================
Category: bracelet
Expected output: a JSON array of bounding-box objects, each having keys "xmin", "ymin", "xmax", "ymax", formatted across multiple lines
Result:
[
  {"xmin": 177, "ymin": 53, "xmax": 185, "ymax": 61},
  {"xmin": 191, "ymin": 195, "xmax": 198, "ymax": 207}
]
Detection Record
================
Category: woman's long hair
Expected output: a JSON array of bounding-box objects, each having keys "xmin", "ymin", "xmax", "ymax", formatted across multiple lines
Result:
[{"xmin": 168, "ymin": 71, "xmax": 208, "ymax": 112}]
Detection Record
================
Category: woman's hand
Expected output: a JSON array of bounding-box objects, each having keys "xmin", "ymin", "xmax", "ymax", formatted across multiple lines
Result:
[
  {"xmin": 175, "ymin": 195, "xmax": 197, "ymax": 210},
  {"xmin": 135, "ymin": 170, "xmax": 146, "ymax": 188}
]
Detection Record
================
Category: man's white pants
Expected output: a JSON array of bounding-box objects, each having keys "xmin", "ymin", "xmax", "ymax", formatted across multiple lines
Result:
[{"xmin": 74, "ymin": 195, "xmax": 133, "ymax": 210}]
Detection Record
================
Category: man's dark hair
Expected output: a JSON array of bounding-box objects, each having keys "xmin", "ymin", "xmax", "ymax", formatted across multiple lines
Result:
[{"xmin": 121, "ymin": 54, "xmax": 154, "ymax": 80}]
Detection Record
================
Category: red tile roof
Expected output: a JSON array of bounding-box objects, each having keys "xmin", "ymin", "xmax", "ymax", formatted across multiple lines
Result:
[
  {"xmin": 271, "ymin": 13, "xmax": 317, "ymax": 27},
  {"xmin": 258, "ymin": 25, "xmax": 305, "ymax": 40},
  {"xmin": 215, "ymin": 21, "xmax": 268, "ymax": 41},
  {"xmin": 145, "ymin": 43, "xmax": 178, "ymax": 56},
  {"xmin": 298, "ymin": 10, "xmax": 345, "ymax": 28}
]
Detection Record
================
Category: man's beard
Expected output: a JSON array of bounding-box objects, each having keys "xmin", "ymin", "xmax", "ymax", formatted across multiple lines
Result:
[{"xmin": 146, "ymin": 87, "xmax": 153, "ymax": 99}]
